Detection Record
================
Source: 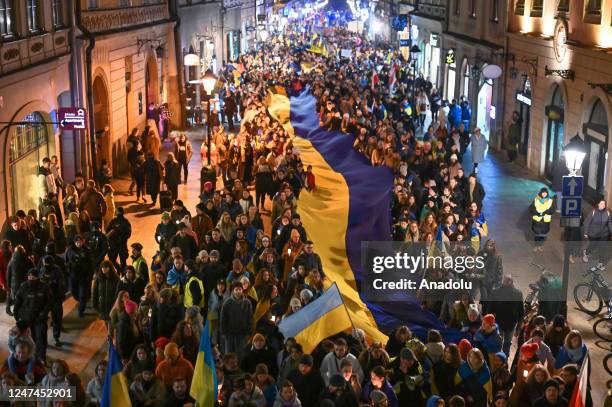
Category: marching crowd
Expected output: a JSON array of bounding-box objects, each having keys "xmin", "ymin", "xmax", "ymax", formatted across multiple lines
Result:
[{"xmin": 0, "ymin": 16, "xmax": 600, "ymax": 407}]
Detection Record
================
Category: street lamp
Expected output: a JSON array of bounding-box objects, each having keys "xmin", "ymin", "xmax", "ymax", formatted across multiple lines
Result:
[
  {"xmin": 201, "ymin": 69, "xmax": 217, "ymax": 166},
  {"xmin": 563, "ymin": 134, "xmax": 586, "ymax": 176},
  {"xmin": 184, "ymin": 46, "xmax": 199, "ymax": 66}
]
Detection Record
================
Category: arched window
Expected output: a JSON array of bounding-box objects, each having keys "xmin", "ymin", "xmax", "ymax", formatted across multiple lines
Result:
[
  {"xmin": 590, "ymin": 99, "xmax": 608, "ymax": 128},
  {"xmin": 9, "ymin": 112, "xmax": 48, "ymax": 163}
]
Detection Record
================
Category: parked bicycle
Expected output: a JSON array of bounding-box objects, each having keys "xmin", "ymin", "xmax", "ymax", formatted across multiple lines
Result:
[
  {"xmin": 574, "ymin": 263, "xmax": 612, "ymax": 315},
  {"xmin": 593, "ymin": 299, "xmax": 612, "ymax": 342}
]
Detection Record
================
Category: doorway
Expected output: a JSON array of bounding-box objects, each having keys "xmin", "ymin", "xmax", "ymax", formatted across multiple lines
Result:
[
  {"xmin": 92, "ymin": 76, "xmax": 110, "ymax": 169},
  {"xmin": 544, "ymin": 85, "xmax": 565, "ymax": 181},
  {"xmin": 476, "ymin": 80, "xmax": 492, "ymax": 141},
  {"xmin": 145, "ymin": 56, "xmax": 159, "ymax": 108}
]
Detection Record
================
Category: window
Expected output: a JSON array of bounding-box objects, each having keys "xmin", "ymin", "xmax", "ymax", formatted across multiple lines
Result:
[
  {"xmin": 52, "ymin": 0, "xmax": 64, "ymax": 28},
  {"xmin": 530, "ymin": 0, "xmax": 543, "ymax": 17},
  {"xmin": 27, "ymin": 0, "xmax": 42, "ymax": 33},
  {"xmin": 87, "ymin": 0, "xmax": 98, "ymax": 9},
  {"xmin": 584, "ymin": 0, "xmax": 602, "ymax": 24},
  {"xmin": 556, "ymin": 0, "xmax": 569, "ymax": 14},
  {"xmin": 0, "ymin": 0, "xmax": 15, "ymax": 38},
  {"xmin": 515, "ymin": 0, "xmax": 525, "ymax": 15},
  {"xmin": 491, "ymin": 0, "xmax": 499, "ymax": 22},
  {"xmin": 454, "ymin": 0, "xmax": 460, "ymax": 15},
  {"xmin": 463, "ymin": 62, "xmax": 471, "ymax": 99},
  {"xmin": 470, "ymin": 0, "xmax": 476, "ymax": 18}
]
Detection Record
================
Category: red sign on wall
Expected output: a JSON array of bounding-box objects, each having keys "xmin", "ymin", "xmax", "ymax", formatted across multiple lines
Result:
[{"xmin": 58, "ymin": 108, "xmax": 87, "ymax": 130}]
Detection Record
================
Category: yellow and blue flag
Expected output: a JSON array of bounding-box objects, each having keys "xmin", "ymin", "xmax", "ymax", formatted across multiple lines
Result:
[
  {"xmin": 278, "ymin": 283, "xmax": 352, "ymax": 353},
  {"xmin": 190, "ymin": 320, "xmax": 218, "ymax": 407},
  {"xmin": 267, "ymin": 88, "xmax": 456, "ymax": 344},
  {"xmin": 101, "ymin": 341, "xmax": 131, "ymax": 407}
]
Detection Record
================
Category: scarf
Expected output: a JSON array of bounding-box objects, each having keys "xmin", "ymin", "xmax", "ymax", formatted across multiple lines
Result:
[{"xmin": 565, "ymin": 344, "xmax": 584, "ymax": 362}]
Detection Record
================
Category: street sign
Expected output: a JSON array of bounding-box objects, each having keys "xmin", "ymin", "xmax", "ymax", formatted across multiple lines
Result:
[
  {"xmin": 562, "ymin": 175, "xmax": 583, "ymax": 197},
  {"xmin": 58, "ymin": 107, "xmax": 87, "ymax": 130},
  {"xmin": 561, "ymin": 197, "xmax": 582, "ymax": 217}
]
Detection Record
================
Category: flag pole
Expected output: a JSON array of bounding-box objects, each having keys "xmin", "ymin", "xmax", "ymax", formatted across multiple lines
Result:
[{"xmin": 332, "ymin": 282, "xmax": 366, "ymax": 352}]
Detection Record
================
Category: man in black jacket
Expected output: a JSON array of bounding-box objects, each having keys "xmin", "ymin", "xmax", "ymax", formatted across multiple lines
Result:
[
  {"xmin": 5, "ymin": 246, "xmax": 33, "ymax": 316},
  {"xmin": 169, "ymin": 223, "xmax": 198, "ymax": 261},
  {"xmin": 87, "ymin": 221, "xmax": 109, "ymax": 271},
  {"xmin": 199, "ymin": 250, "xmax": 226, "ymax": 299},
  {"xmin": 5, "ymin": 217, "xmax": 30, "ymax": 253},
  {"xmin": 39, "ymin": 255, "xmax": 66, "ymax": 347},
  {"xmin": 294, "ymin": 240, "xmax": 323, "ymax": 275},
  {"xmin": 13, "ymin": 269, "xmax": 51, "ymax": 361},
  {"xmin": 466, "ymin": 174, "xmax": 486, "ymax": 209},
  {"xmin": 106, "ymin": 207, "xmax": 132, "ymax": 272},
  {"xmin": 65, "ymin": 235, "xmax": 93, "ymax": 317},
  {"xmin": 583, "ymin": 198, "xmax": 612, "ymax": 264},
  {"xmin": 287, "ymin": 354, "xmax": 325, "ymax": 407},
  {"xmin": 489, "ymin": 275, "xmax": 524, "ymax": 356}
]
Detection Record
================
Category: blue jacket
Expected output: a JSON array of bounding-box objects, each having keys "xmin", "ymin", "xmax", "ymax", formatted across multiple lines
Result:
[
  {"xmin": 362, "ymin": 380, "xmax": 399, "ymax": 407},
  {"xmin": 166, "ymin": 266, "xmax": 186, "ymax": 288},
  {"xmin": 461, "ymin": 103, "xmax": 472, "ymax": 122},
  {"xmin": 474, "ymin": 324, "xmax": 503, "ymax": 355},
  {"xmin": 555, "ymin": 343, "xmax": 587, "ymax": 369},
  {"xmin": 449, "ymin": 105, "xmax": 462, "ymax": 126}
]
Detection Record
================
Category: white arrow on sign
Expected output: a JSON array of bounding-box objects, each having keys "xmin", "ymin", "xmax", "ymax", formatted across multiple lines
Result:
[{"xmin": 567, "ymin": 178, "xmax": 578, "ymax": 195}]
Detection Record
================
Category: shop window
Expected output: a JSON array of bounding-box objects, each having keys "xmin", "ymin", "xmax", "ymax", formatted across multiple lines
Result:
[
  {"xmin": 26, "ymin": 0, "xmax": 42, "ymax": 33},
  {"xmin": 584, "ymin": 0, "xmax": 602, "ymax": 24},
  {"xmin": 530, "ymin": 0, "xmax": 543, "ymax": 17},
  {"xmin": 0, "ymin": 0, "xmax": 15, "ymax": 39},
  {"xmin": 515, "ymin": 0, "xmax": 525, "ymax": 15}
]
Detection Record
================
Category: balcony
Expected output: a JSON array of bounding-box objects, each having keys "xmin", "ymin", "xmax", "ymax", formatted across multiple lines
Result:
[{"xmin": 81, "ymin": 3, "xmax": 170, "ymax": 34}]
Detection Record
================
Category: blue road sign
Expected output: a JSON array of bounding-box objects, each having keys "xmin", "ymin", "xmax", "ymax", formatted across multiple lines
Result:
[
  {"xmin": 561, "ymin": 197, "xmax": 582, "ymax": 217},
  {"xmin": 562, "ymin": 176, "xmax": 584, "ymax": 197}
]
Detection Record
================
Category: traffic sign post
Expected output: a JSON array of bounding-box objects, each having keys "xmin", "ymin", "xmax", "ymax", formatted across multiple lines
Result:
[
  {"xmin": 58, "ymin": 108, "xmax": 87, "ymax": 131},
  {"xmin": 562, "ymin": 175, "xmax": 583, "ymax": 197},
  {"xmin": 560, "ymin": 175, "xmax": 584, "ymax": 227}
]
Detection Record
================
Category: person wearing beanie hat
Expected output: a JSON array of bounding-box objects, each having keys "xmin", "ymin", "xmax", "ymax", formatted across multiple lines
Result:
[
  {"xmin": 286, "ymin": 353, "xmax": 325, "ymax": 407},
  {"xmin": 545, "ymin": 314, "xmax": 570, "ymax": 357},
  {"xmin": 529, "ymin": 187, "xmax": 556, "ymax": 252},
  {"xmin": 490, "ymin": 351, "xmax": 513, "ymax": 398},
  {"xmin": 534, "ymin": 379, "xmax": 566, "ymax": 407},
  {"xmin": 457, "ymin": 339, "xmax": 473, "ymax": 361},
  {"xmin": 389, "ymin": 344, "xmax": 426, "ymax": 405},
  {"xmin": 128, "ymin": 356, "xmax": 166, "ymax": 407},
  {"xmin": 523, "ymin": 328, "xmax": 556, "ymax": 375},
  {"xmin": 168, "ymin": 220, "xmax": 198, "ymax": 261},
  {"xmin": 241, "ymin": 333, "xmax": 277, "ymax": 378},
  {"xmin": 474, "ymin": 313, "xmax": 503, "ymax": 366},
  {"xmin": 192, "ymin": 201, "xmax": 213, "ymax": 246},
  {"xmin": 155, "ymin": 342, "xmax": 194, "ymax": 390},
  {"xmin": 170, "ymin": 199, "xmax": 191, "ymax": 224}
]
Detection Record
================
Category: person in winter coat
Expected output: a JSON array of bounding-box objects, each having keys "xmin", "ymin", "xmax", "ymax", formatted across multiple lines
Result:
[
  {"xmin": 530, "ymin": 188, "xmax": 556, "ymax": 252},
  {"xmin": 228, "ymin": 374, "xmax": 267, "ymax": 407},
  {"xmin": 174, "ymin": 133, "xmax": 193, "ymax": 184},
  {"xmin": 5, "ymin": 245, "xmax": 33, "ymax": 316},
  {"xmin": 469, "ymin": 127, "xmax": 488, "ymax": 174},
  {"xmin": 241, "ymin": 333, "xmax": 278, "ymax": 379},
  {"xmin": 583, "ymin": 198, "xmax": 612, "ymax": 264},
  {"xmin": 78, "ymin": 180, "xmax": 107, "ymax": 223},
  {"xmin": 489, "ymin": 275, "xmax": 524, "ymax": 356},
  {"xmin": 65, "ymin": 234, "xmax": 93, "ymax": 317},
  {"xmin": 286, "ymin": 354, "xmax": 325, "ymax": 407},
  {"xmin": 115, "ymin": 298, "xmax": 140, "ymax": 361},
  {"xmin": 86, "ymin": 361, "xmax": 106, "ymax": 404},
  {"xmin": 164, "ymin": 153, "xmax": 181, "ymax": 201},
  {"xmin": 87, "ymin": 221, "xmax": 109, "ymax": 271},
  {"xmin": 39, "ymin": 255, "xmax": 66, "ymax": 346},
  {"xmin": 362, "ymin": 366, "xmax": 399, "ymax": 407},
  {"xmin": 13, "ymin": 269, "xmax": 52, "ymax": 362},
  {"xmin": 554, "ymin": 330, "xmax": 588, "ymax": 369},
  {"xmin": 106, "ymin": 206, "xmax": 132, "ymax": 271},
  {"xmin": 92, "ymin": 260, "xmax": 120, "ymax": 322},
  {"xmin": 151, "ymin": 288, "xmax": 185, "ymax": 341},
  {"xmin": 455, "ymin": 348, "xmax": 492, "ymax": 407},
  {"xmin": 273, "ymin": 380, "xmax": 303, "ymax": 407},
  {"xmin": 473, "ymin": 314, "xmax": 503, "ymax": 366},
  {"xmin": 155, "ymin": 342, "xmax": 194, "ymax": 390},
  {"xmin": 123, "ymin": 344, "xmax": 156, "ymax": 383},
  {"xmin": 320, "ymin": 338, "xmax": 365, "ymax": 386},
  {"xmin": 221, "ymin": 282, "xmax": 254, "ymax": 359},
  {"xmin": 143, "ymin": 152, "xmax": 164, "ymax": 206},
  {"xmin": 146, "ymin": 122, "xmax": 162, "ymax": 160},
  {"xmin": 317, "ymin": 374, "xmax": 358, "ymax": 407},
  {"xmin": 448, "ymin": 100, "xmax": 463, "ymax": 130},
  {"xmin": 40, "ymin": 359, "xmax": 70, "ymax": 407},
  {"xmin": 0, "ymin": 338, "xmax": 46, "ymax": 385},
  {"xmin": 102, "ymin": 184, "xmax": 116, "ymax": 230},
  {"xmin": 116, "ymin": 265, "xmax": 146, "ymax": 303},
  {"xmin": 155, "ymin": 212, "xmax": 178, "ymax": 255},
  {"xmin": 129, "ymin": 362, "xmax": 166, "ymax": 407}
]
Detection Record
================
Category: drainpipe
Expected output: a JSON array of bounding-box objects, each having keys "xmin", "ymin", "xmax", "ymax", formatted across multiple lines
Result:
[
  {"xmin": 169, "ymin": 0, "xmax": 186, "ymax": 127},
  {"xmin": 75, "ymin": 1, "xmax": 97, "ymax": 181}
]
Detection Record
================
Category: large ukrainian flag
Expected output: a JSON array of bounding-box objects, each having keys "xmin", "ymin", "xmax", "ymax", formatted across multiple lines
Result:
[
  {"xmin": 100, "ymin": 342, "xmax": 131, "ymax": 407},
  {"xmin": 190, "ymin": 320, "xmax": 218, "ymax": 407},
  {"xmin": 267, "ymin": 89, "xmax": 448, "ymax": 344}
]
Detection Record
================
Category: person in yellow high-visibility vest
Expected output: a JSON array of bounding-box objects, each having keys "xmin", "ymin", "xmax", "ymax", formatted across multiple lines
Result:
[
  {"xmin": 529, "ymin": 188, "xmax": 557, "ymax": 252},
  {"xmin": 183, "ymin": 259, "xmax": 205, "ymax": 309}
]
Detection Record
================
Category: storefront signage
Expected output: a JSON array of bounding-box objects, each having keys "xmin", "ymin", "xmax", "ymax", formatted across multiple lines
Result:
[
  {"xmin": 58, "ymin": 108, "xmax": 87, "ymax": 130},
  {"xmin": 399, "ymin": 38, "xmax": 410, "ymax": 47},
  {"xmin": 430, "ymin": 33, "xmax": 439, "ymax": 47},
  {"xmin": 516, "ymin": 91, "xmax": 531, "ymax": 106},
  {"xmin": 445, "ymin": 49, "xmax": 455, "ymax": 65}
]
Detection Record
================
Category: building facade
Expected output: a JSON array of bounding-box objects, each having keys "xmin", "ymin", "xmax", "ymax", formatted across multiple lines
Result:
[
  {"xmin": 443, "ymin": 0, "xmax": 507, "ymax": 148},
  {"xmin": 505, "ymin": 0, "xmax": 612, "ymax": 202},
  {"xmin": 75, "ymin": 0, "xmax": 180, "ymax": 177},
  {"xmin": 408, "ymin": 0, "xmax": 446, "ymax": 94},
  {"xmin": 0, "ymin": 0, "xmax": 73, "ymax": 222}
]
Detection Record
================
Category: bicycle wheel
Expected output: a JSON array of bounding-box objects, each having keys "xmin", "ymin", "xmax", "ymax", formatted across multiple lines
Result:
[
  {"xmin": 605, "ymin": 353, "xmax": 612, "ymax": 377},
  {"xmin": 593, "ymin": 318, "xmax": 612, "ymax": 342},
  {"xmin": 574, "ymin": 283, "xmax": 603, "ymax": 315}
]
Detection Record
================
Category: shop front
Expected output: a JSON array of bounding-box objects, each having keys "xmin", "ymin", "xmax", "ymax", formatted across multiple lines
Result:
[
  {"xmin": 515, "ymin": 77, "xmax": 532, "ymax": 165},
  {"xmin": 544, "ymin": 85, "xmax": 565, "ymax": 181}
]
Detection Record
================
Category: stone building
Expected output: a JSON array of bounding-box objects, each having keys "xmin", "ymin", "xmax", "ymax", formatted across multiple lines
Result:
[{"xmin": 505, "ymin": 0, "xmax": 612, "ymax": 202}]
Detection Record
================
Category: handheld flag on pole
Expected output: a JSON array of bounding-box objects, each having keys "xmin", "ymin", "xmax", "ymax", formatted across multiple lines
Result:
[
  {"xmin": 569, "ymin": 356, "xmax": 590, "ymax": 407},
  {"xmin": 278, "ymin": 283, "xmax": 352, "ymax": 353},
  {"xmin": 190, "ymin": 320, "xmax": 218, "ymax": 407},
  {"xmin": 100, "ymin": 341, "xmax": 132, "ymax": 407}
]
